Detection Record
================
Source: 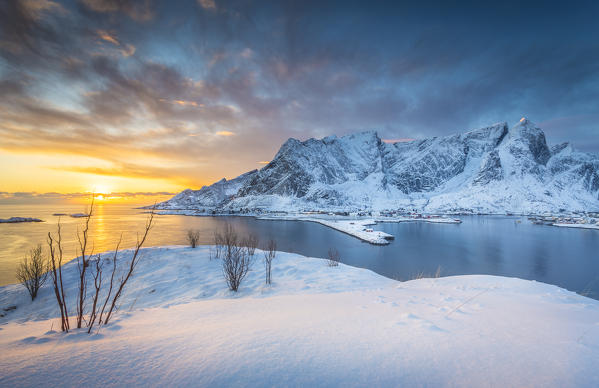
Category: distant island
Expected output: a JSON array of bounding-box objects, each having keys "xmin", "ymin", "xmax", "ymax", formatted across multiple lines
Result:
[
  {"xmin": 0, "ymin": 217, "xmax": 43, "ymax": 224},
  {"xmin": 69, "ymin": 213, "xmax": 89, "ymax": 218}
]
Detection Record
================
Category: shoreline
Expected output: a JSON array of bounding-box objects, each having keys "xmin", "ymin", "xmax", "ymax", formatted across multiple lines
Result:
[
  {"xmin": 256, "ymin": 216, "xmax": 394, "ymax": 245},
  {"xmin": 151, "ymin": 210, "xmax": 463, "ymax": 245},
  {"xmin": 552, "ymin": 223, "xmax": 599, "ymax": 230}
]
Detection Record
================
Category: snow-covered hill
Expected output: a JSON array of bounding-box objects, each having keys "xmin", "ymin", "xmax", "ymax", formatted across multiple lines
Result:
[
  {"xmin": 157, "ymin": 119, "xmax": 599, "ymax": 214},
  {"xmin": 2, "ymin": 247, "xmax": 598, "ymax": 386}
]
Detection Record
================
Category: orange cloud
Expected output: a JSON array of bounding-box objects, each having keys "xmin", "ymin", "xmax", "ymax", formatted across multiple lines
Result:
[
  {"xmin": 198, "ymin": 0, "xmax": 216, "ymax": 10},
  {"xmin": 174, "ymin": 100, "xmax": 198, "ymax": 107},
  {"xmin": 257, "ymin": 161, "xmax": 270, "ymax": 164},
  {"xmin": 96, "ymin": 30, "xmax": 135, "ymax": 57},
  {"xmin": 216, "ymin": 130, "xmax": 235, "ymax": 136},
  {"xmin": 97, "ymin": 30, "xmax": 120, "ymax": 45}
]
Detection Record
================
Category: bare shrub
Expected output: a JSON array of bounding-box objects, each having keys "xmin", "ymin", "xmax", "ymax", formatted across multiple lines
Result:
[
  {"xmin": 16, "ymin": 244, "xmax": 48, "ymax": 301},
  {"xmin": 45, "ymin": 199, "xmax": 155, "ymax": 334},
  {"xmin": 243, "ymin": 233, "xmax": 259, "ymax": 256},
  {"xmin": 411, "ymin": 265, "xmax": 442, "ymax": 280},
  {"xmin": 218, "ymin": 224, "xmax": 252, "ymax": 291},
  {"xmin": 187, "ymin": 229, "xmax": 200, "ymax": 248},
  {"xmin": 327, "ymin": 248, "xmax": 341, "ymax": 267},
  {"xmin": 222, "ymin": 247, "xmax": 251, "ymax": 292},
  {"xmin": 263, "ymin": 239, "xmax": 276, "ymax": 285}
]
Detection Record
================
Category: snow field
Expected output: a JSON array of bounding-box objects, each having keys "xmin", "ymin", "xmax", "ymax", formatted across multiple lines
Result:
[{"xmin": 1, "ymin": 246, "xmax": 598, "ymax": 387}]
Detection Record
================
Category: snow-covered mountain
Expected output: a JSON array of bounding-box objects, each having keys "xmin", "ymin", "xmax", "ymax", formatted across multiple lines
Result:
[
  {"xmin": 156, "ymin": 119, "xmax": 599, "ymax": 214},
  {"xmin": 158, "ymin": 169, "xmax": 258, "ymax": 209}
]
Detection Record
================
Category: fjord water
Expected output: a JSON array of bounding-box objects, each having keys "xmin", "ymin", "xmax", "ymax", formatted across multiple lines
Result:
[{"xmin": 1, "ymin": 203, "xmax": 598, "ymax": 299}]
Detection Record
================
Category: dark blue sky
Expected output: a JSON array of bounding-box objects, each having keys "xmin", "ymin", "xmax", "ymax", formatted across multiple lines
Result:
[{"xmin": 1, "ymin": 0, "xmax": 598, "ymax": 192}]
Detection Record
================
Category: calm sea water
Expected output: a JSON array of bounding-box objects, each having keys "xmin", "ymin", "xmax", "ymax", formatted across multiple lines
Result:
[{"xmin": 1, "ymin": 203, "xmax": 598, "ymax": 299}]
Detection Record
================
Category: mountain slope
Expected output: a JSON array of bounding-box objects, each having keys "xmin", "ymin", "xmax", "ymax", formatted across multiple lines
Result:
[
  {"xmin": 155, "ymin": 169, "xmax": 258, "ymax": 209},
  {"xmin": 157, "ymin": 119, "xmax": 599, "ymax": 214}
]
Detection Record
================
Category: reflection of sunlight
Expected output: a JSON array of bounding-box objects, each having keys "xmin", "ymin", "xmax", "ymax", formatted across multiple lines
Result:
[{"xmin": 94, "ymin": 204, "xmax": 106, "ymax": 251}]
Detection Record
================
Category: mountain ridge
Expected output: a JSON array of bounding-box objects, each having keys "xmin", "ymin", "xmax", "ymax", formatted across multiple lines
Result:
[{"xmin": 156, "ymin": 119, "xmax": 599, "ymax": 214}]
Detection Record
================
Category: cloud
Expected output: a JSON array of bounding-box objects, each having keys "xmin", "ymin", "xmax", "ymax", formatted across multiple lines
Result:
[
  {"xmin": 119, "ymin": 43, "xmax": 136, "ymax": 57},
  {"xmin": 81, "ymin": 0, "xmax": 154, "ymax": 22},
  {"xmin": 96, "ymin": 30, "xmax": 136, "ymax": 57},
  {"xmin": 51, "ymin": 161, "xmax": 195, "ymax": 185},
  {"xmin": 240, "ymin": 48, "xmax": 253, "ymax": 59},
  {"xmin": 197, "ymin": 0, "xmax": 216, "ymax": 11},
  {"xmin": 19, "ymin": 0, "xmax": 65, "ymax": 20},
  {"xmin": 172, "ymin": 99, "xmax": 199, "ymax": 107},
  {"xmin": 1, "ymin": 0, "xmax": 598, "ymax": 195},
  {"xmin": 97, "ymin": 30, "xmax": 120, "ymax": 45},
  {"xmin": 0, "ymin": 191, "xmax": 176, "ymax": 203}
]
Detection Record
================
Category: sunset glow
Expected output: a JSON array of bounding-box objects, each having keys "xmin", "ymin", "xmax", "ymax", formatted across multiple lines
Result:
[
  {"xmin": 1, "ymin": 0, "xmax": 597, "ymax": 203},
  {"xmin": 2, "ymin": 2, "xmax": 599, "ymax": 386}
]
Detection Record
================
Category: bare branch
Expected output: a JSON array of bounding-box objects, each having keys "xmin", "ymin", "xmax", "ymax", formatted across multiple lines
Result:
[
  {"xmin": 242, "ymin": 233, "xmax": 259, "ymax": 256},
  {"xmin": 98, "ymin": 235, "xmax": 121, "ymax": 326},
  {"xmin": 87, "ymin": 255, "xmax": 103, "ymax": 333},
  {"xmin": 76, "ymin": 196, "xmax": 95, "ymax": 328},
  {"xmin": 47, "ymin": 229, "xmax": 68, "ymax": 332},
  {"xmin": 102, "ymin": 207, "xmax": 155, "ymax": 325},
  {"xmin": 263, "ymin": 239, "xmax": 276, "ymax": 285}
]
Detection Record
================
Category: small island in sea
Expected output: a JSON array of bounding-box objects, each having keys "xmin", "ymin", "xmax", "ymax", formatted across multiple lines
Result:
[{"xmin": 0, "ymin": 217, "xmax": 43, "ymax": 224}]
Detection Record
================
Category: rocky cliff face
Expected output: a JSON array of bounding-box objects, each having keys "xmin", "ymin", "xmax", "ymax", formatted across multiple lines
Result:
[{"xmin": 157, "ymin": 119, "xmax": 599, "ymax": 214}]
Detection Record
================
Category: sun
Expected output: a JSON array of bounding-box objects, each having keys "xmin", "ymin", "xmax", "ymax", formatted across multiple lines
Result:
[
  {"xmin": 89, "ymin": 185, "xmax": 112, "ymax": 201},
  {"xmin": 92, "ymin": 184, "xmax": 111, "ymax": 195}
]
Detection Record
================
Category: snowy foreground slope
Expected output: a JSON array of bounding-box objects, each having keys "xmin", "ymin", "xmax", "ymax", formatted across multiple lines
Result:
[
  {"xmin": 157, "ymin": 119, "xmax": 599, "ymax": 214},
  {"xmin": 1, "ymin": 247, "xmax": 599, "ymax": 387}
]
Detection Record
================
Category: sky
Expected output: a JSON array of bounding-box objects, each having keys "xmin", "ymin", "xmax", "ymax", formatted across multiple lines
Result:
[{"xmin": 1, "ymin": 0, "xmax": 598, "ymax": 201}]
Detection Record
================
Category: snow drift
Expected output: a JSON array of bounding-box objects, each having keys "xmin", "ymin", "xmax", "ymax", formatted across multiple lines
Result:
[{"xmin": 1, "ymin": 247, "xmax": 598, "ymax": 387}]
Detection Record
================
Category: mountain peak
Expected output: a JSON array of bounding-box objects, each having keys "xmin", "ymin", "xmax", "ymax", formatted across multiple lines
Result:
[
  {"xmin": 336, "ymin": 130, "xmax": 381, "ymax": 147},
  {"xmin": 158, "ymin": 120, "xmax": 599, "ymax": 214},
  {"xmin": 514, "ymin": 117, "xmax": 537, "ymax": 129},
  {"xmin": 504, "ymin": 118, "xmax": 551, "ymax": 166}
]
